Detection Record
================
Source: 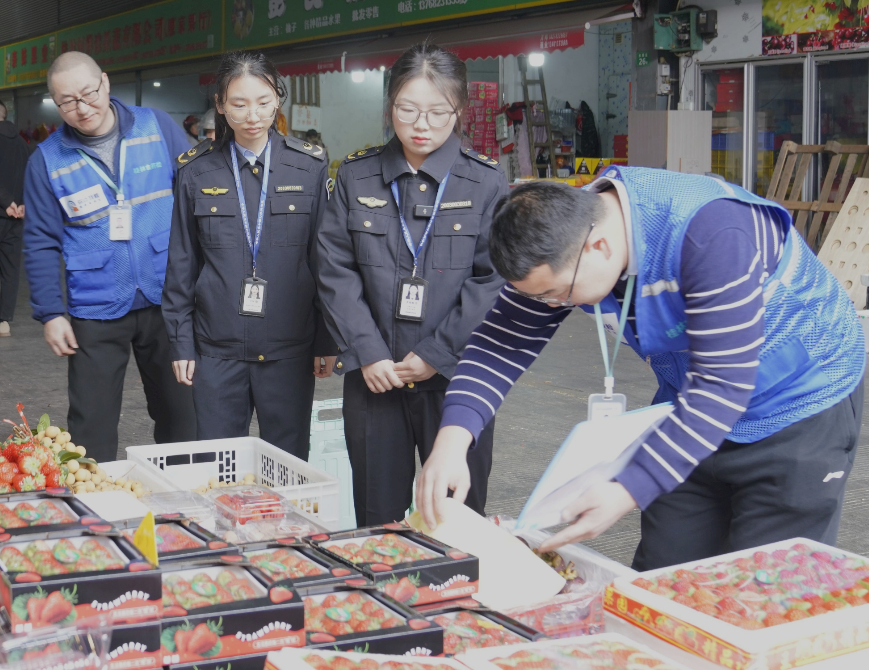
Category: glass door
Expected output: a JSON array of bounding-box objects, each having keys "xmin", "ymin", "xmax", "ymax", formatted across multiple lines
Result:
[
  {"xmin": 703, "ymin": 67, "xmax": 744, "ymax": 186},
  {"xmin": 753, "ymin": 62, "xmax": 804, "ymax": 196}
]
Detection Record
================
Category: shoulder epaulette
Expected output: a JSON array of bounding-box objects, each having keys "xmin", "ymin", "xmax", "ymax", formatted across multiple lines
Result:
[
  {"xmin": 177, "ymin": 140, "xmax": 213, "ymax": 167},
  {"xmin": 284, "ymin": 134, "xmax": 326, "ymax": 161},
  {"xmin": 344, "ymin": 146, "xmax": 385, "ymax": 163},
  {"xmin": 462, "ymin": 147, "xmax": 499, "ymax": 168}
]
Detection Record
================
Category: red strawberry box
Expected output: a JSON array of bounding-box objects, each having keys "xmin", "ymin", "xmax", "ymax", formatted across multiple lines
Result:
[
  {"xmin": 0, "ymin": 490, "xmax": 107, "ymax": 537},
  {"xmin": 299, "ymin": 581, "xmax": 444, "ymax": 655},
  {"xmin": 606, "ymin": 538, "xmax": 869, "ymax": 670},
  {"xmin": 416, "ymin": 599, "xmax": 545, "ymax": 656},
  {"xmin": 116, "ymin": 515, "xmax": 240, "ymax": 563},
  {"xmin": 160, "ymin": 560, "xmax": 304, "ymax": 665},
  {"xmin": 308, "ymin": 525, "xmax": 479, "ymax": 607},
  {"xmin": 169, "ymin": 652, "xmax": 268, "ymax": 670},
  {"xmin": 265, "ymin": 648, "xmax": 469, "ymax": 670},
  {"xmin": 243, "ymin": 537, "xmax": 363, "ymax": 588},
  {"xmin": 109, "ymin": 621, "xmax": 162, "ymax": 670},
  {"xmin": 0, "ymin": 526, "xmax": 161, "ymax": 633}
]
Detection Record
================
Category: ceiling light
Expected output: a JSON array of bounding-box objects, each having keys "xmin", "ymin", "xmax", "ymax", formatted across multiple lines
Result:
[
  {"xmin": 529, "ymin": 52, "xmax": 545, "ymax": 67},
  {"xmin": 351, "ymin": 71, "xmax": 365, "ymax": 83},
  {"xmin": 379, "ymin": 65, "xmax": 386, "ymax": 72},
  {"xmin": 42, "ymin": 98, "xmax": 52, "ymax": 104},
  {"xmin": 153, "ymin": 82, "xmax": 161, "ymax": 87}
]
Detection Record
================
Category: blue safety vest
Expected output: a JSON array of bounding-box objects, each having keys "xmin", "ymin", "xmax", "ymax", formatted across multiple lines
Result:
[
  {"xmin": 39, "ymin": 105, "xmax": 173, "ymax": 319},
  {"xmin": 585, "ymin": 166, "xmax": 865, "ymax": 443}
]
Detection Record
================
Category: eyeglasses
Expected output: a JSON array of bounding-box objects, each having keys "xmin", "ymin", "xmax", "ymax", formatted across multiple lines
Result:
[
  {"xmin": 56, "ymin": 79, "xmax": 103, "ymax": 113},
  {"xmin": 226, "ymin": 103, "xmax": 278, "ymax": 124},
  {"xmin": 394, "ymin": 104, "xmax": 455, "ymax": 128},
  {"xmin": 513, "ymin": 223, "xmax": 596, "ymax": 306}
]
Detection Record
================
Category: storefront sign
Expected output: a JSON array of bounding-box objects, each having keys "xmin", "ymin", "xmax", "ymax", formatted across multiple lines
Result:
[
  {"xmin": 636, "ymin": 50, "xmax": 650, "ymax": 66},
  {"xmin": 291, "ymin": 104, "xmax": 321, "ymax": 131},
  {"xmin": 762, "ymin": 0, "xmax": 869, "ymax": 54},
  {"xmin": 2, "ymin": 34, "xmax": 56, "ymax": 88}
]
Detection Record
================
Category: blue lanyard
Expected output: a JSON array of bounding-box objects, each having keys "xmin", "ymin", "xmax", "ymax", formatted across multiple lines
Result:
[
  {"xmin": 230, "ymin": 140, "xmax": 271, "ymax": 277},
  {"xmin": 592, "ymin": 274, "xmax": 635, "ymax": 397},
  {"xmin": 390, "ymin": 172, "xmax": 450, "ymax": 276},
  {"xmin": 77, "ymin": 140, "xmax": 127, "ymax": 201}
]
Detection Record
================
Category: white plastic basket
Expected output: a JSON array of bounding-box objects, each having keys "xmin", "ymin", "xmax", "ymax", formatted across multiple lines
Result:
[
  {"xmin": 125, "ymin": 437, "xmax": 340, "ymax": 528},
  {"xmin": 309, "ymin": 398, "xmax": 356, "ymax": 530}
]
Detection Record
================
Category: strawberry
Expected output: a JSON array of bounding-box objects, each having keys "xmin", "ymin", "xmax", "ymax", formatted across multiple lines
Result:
[
  {"xmin": 696, "ymin": 604, "xmax": 719, "ymax": 616},
  {"xmin": 764, "ymin": 614, "xmax": 787, "ymax": 627},
  {"xmin": 785, "ymin": 608, "xmax": 809, "ymax": 622},
  {"xmin": 716, "ymin": 612, "xmax": 744, "ymax": 626},
  {"xmin": 2, "ymin": 444, "xmax": 21, "ymax": 462},
  {"xmin": 18, "ymin": 456, "xmax": 42, "ymax": 477},
  {"xmin": 812, "ymin": 551, "xmax": 833, "ymax": 564},
  {"xmin": 656, "ymin": 577, "xmax": 674, "ymax": 588},
  {"xmin": 673, "ymin": 569, "xmax": 694, "ymax": 581},
  {"xmin": 632, "ymin": 578, "xmax": 655, "ymax": 590},
  {"xmin": 175, "ymin": 628, "xmax": 193, "ymax": 655},
  {"xmin": 825, "ymin": 600, "xmax": 848, "ymax": 611},
  {"xmin": 12, "ymin": 474, "xmax": 38, "ymax": 492},
  {"xmin": 187, "ymin": 623, "xmax": 220, "ymax": 656},
  {"xmin": 44, "ymin": 471, "xmax": 62, "ymax": 488},
  {"xmin": 718, "ymin": 597, "xmax": 741, "ymax": 613},
  {"xmin": 0, "ymin": 462, "xmax": 15, "ymax": 483},
  {"xmin": 674, "ymin": 594, "xmax": 694, "ymax": 607},
  {"xmin": 26, "ymin": 595, "xmax": 47, "ymax": 624},
  {"xmin": 739, "ymin": 619, "xmax": 765, "ymax": 630},
  {"xmin": 41, "ymin": 461, "xmax": 59, "ymax": 477},
  {"xmin": 671, "ymin": 580, "xmax": 693, "ymax": 595},
  {"xmin": 40, "ymin": 590, "xmax": 73, "ymax": 624},
  {"xmin": 845, "ymin": 595, "xmax": 865, "ymax": 607},
  {"xmin": 0, "ymin": 484, "xmax": 12, "ymax": 493}
]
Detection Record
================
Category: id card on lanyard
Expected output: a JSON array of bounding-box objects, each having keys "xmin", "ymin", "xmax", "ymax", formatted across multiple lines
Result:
[
  {"xmin": 588, "ymin": 274, "xmax": 635, "ymax": 421},
  {"xmin": 78, "ymin": 141, "xmax": 131, "ymax": 240},
  {"xmin": 231, "ymin": 140, "xmax": 272, "ymax": 317},
  {"xmin": 390, "ymin": 173, "xmax": 450, "ymax": 322}
]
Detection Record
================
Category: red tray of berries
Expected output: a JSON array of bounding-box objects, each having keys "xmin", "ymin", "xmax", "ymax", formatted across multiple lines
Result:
[
  {"xmin": 309, "ymin": 525, "xmax": 479, "ymax": 607},
  {"xmin": 416, "ymin": 599, "xmax": 544, "ymax": 656},
  {"xmin": 264, "ymin": 648, "xmax": 470, "ymax": 670},
  {"xmin": 299, "ymin": 581, "xmax": 444, "ymax": 656},
  {"xmin": 117, "ymin": 515, "xmax": 238, "ymax": 563},
  {"xmin": 159, "ymin": 558, "xmax": 305, "ymax": 666},
  {"xmin": 0, "ymin": 526, "xmax": 161, "ymax": 633},
  {"xmin": 607, "ymin": 538, "xmax": 869, "ymax": 670},
  {"xmin": 455, "ymin": 634, "xmax": 691, "ymax": 670},
  {"xmin": 0, "ymin": 491, "xmax": 108, "ymax": 537},
  {"xmin": 242, "ymin": 537, "xmax": 362, "ymax": 588}
]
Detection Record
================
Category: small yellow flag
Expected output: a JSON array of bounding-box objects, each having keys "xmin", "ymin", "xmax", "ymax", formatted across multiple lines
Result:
[{"xmin": 133, "ymin": 511, "xmax": 159, "ymax": 566}]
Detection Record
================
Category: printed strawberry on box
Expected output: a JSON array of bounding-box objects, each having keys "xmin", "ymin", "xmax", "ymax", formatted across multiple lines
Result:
[
  {"xmin": 160, "ymin": 560, "xmax": 304, "ymax": 666},
  {"xmin": 117, "ymin": 515, "xmax": 240, "ymax": 563},
  {"xmin": 455, "ymin": 633, "xmax": 691, "ymax": 670},
  {"xmin": 300, "ymin": 581, "xmax": 444, "ymax": 655},
  {"xmin": 0, "ymin": 527, "xmax": 161, "ymax": 632},
  {"xmin": 242, "ymin": 537, "xmax": 362, "ymax": 588},
  {"xmin": 0, "ymin": 615, "xmax": 112, "ymax": 670},
  {"xmin": 606, "ymin": 538, "xmax": 869, "ymax": 670},
  {"xmin": 415, "ymin": 599, "xmax": 544, "ymax": 656},
  {"xmin": 0, "ymin": 490, "xmax": 107, "ymax": 537},
  {"xmin": 265, "ymin": 648, "xmax": 469, "ymax": 670},
  {"xmin": 108, "ymin": 621, "xmax": 162, "ymax": 670},
  {"xmin": 309, "ymin": 524, "xmax": 479, "ymax": 607},
  {"xmin": 168, "ymin": 652, "xmax": 268, "ymax": 670}
]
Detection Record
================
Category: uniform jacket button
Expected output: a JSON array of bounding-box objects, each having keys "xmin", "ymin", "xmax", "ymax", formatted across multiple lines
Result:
[
  {"xmin": 258, "ymin": 355, "xmax": 265, "ymax": 361},
  {"xmin": 453, "ymin": 223, "xmax": 462, "ymax": 231},
  {"xmin": 363, "ymin": 221, "xmax": 372, "ymax": 228},
  {"xmin": 253, "ymin": 167, "xmax": 259, "ymax": 174},
  {"xmin": 289, "ymin": 205, "xmax": 295, "ymax": 211},
  {"xmin": 419, "ymin": 184, "xmax": 427, "ymax": 192},
  {"xmin": 336, "ymin": 362, "xmax": 343, "ymax": 369},
  {"xmin": 408, "ymin": 382, "xmax": 415, "ymax": 388},
  {"xmin": 211, "ymin": 206, "xmax": 217, "ymax": 213}
]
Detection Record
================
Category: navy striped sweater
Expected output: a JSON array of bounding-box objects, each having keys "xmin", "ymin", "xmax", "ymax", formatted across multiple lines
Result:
[{"xmin": 441, "ymin": 199, "xmax": 788, "ymax": 509}]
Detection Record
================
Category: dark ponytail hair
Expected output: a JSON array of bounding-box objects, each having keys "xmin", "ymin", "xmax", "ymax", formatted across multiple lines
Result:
[
  {"xmin": 386, "ymin": 43, "xmax": 468, "ymax": 137},
  {"xmin": 213, "ymin": 50, "xmax": 286, "ymax": 145}
]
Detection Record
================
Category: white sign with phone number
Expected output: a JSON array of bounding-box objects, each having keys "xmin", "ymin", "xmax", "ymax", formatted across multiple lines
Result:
[{"xmin": 291, "ymin": 104, "xmax": 321, "ymax": 132}]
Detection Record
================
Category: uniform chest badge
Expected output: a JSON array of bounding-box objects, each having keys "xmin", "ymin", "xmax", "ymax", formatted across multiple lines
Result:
[
  {"xmin": 357, "ymin": 196, "xmax": 388, "ymax": 208},
  {"xmin": 201, "ymin": 187, "xmax": 229, "ymax": 196}
]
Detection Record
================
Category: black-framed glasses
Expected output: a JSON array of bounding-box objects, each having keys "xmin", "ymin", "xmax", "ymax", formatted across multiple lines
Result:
[
  {"xmin": 394, "ymin": 104, "xmax": 455, "ymax": 128},
  {"xmin": 56, "ymin": 79, "xmax": 103, "ymax": 113},
  {"xmin": 514, "ymin": 223, "xmax": 596, "ymax": 306}
]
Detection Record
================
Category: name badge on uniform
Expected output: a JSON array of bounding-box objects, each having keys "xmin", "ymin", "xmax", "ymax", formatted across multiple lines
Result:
[
  {"xmin": 239, "ymin": 277, "xmax": 268, "ymax": 317},
  {"xmin": 108, "ymin": 202, "xmax": 132, "ymax": 241},
  {"xmin": 396, "ymin": 276, "xmax": 428, "ymax": 322}
]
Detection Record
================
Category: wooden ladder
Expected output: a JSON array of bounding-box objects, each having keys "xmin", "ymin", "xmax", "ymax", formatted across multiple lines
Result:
[{"xmin": 520, "ymin": 60, "xmax": 558, "ymax": 177}]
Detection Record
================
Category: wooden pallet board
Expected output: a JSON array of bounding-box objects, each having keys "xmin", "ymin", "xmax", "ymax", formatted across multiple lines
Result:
[{"xmin": 817, "ymin": 177, "xmax": 869, "ymax": 306}]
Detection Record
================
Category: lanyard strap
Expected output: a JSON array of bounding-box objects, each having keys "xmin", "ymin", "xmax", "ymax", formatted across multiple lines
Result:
[
  {"xmin": 77, "ymin": 139, "xmax": 127, "ymax": 201},
  {"xmin": 592, "ymin": 274, "xmax": 635, "ymax": 397},
  {"xmin": 230, "ymin": 140, "xmax": 272, "ymax": 277},
  {"xmin": 390, "ymin": 172, "xmax": 450, "ymax": 276}
]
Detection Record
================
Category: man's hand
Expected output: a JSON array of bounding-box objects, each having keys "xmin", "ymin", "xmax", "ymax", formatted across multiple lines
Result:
[
  {"xmin": 538, "ymin": 482, "xmax": 638, "ymax": 553},
  {"xmin": 16, "ymin": 204, "xmax": 24, "ymax": 219},
  {"xmin": 44, "ymin": 316, "xmax": 78, "ymax": 356},
  {"xmin": 5, "ymin": 202, "xmax": 23, "ymax": 219},
  {"xmin": 416, "ymin": 425, "xmax": 474, "ymax": 529},
  {"xmin": 394, "ymin": 352, "xmax": 437, "ymax": 383},
  {"xmin": 314, "ymin": 356, "xmax": 337, "ymax": 378},
  {"xmin": 361, "ymin": 359, "xmax": 404, "ymax": 393},
  {"xmin": 172, "ymin": 360, "xmax": 195, "ymax": 385}
]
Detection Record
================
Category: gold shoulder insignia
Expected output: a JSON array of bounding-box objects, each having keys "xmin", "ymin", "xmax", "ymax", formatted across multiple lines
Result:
[
  {"xmin": 463, "ymin": 147, "xmax": 499, "ymax": 168},
  {"xmin": 345, "ymin": 146, "xmax": 384, "ymax": 162},
  {"xmin": 177, "ymin": 139, "xmax": 213, "ymax": 167},
  {"xmin": 284, "ymin": 135, "xmax": 326, "ymax": 161},
  {"xmin": 201, "ymin": 187, "xmax": 229, "ymax": 196}
]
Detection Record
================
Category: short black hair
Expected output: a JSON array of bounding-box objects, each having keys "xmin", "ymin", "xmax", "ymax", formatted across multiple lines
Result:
[{"xmin": 489, "ymin": 182, "xmax": 604, "ymax": 282}]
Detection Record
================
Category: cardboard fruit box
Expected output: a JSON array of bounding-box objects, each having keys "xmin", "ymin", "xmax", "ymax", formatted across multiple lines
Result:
[
  {"xmin": 456, "ymin": 633, "xmax": 691, "ymax": 670},
  {"xmin": 300, "ymin": 581, "xmax": 444, "ymax": 655},
  {"xmin": 416, "ymin": 598, "xmax": 545, "ymax": 656},
  {"xmin": 606, "ymin": 538, "xmax": 869, "ymax": 670},
  {"xmin": 169, "ymin": 652, "xmax": 268, "ymax": 670},
  {"xmin": 308, "ymin": 524, "xmax": 479, "ymax": 606},
  {"xmin": 0, "ymin": 526, "xmax": 161, "ymax": 632},
  {"xmin": 265, "ymin": 647, "xmax": 469, "ymax": 670},
  {"xmin": 160, "ymin": 559, "xmax": 304, "ymax": 665},
  {"xmin": 241, "ymin": 537, "xmax": 363, "ymax": 588},
  {"xmin": 108, "ymin": 620, "xmax": 162, "ymax": 670},
  {"xmin": 115, "ymin": 514, "xmax": 240, "ymax": 563},
  {"xmin": 0, "ymin": 490, "xmax": 106, "ymax": 537}
]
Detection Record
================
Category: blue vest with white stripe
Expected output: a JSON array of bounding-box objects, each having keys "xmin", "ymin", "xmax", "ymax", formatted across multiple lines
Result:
[
  {"xmin": 40, "ymin": 106, "xmax": 173, "ymax": 319},
  {"xmin": 588, "ymin": 166, "xmax": 865, "ymax": 443}
]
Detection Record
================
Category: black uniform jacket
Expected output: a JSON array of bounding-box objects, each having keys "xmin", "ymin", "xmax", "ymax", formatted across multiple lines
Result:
[
  {"xmin": 162, "ymin": 131, "xmax": 334, "ymax": 363},
  {"xmin": 315, "ymin": 133, "xmax": 509, "ymax": 392}
]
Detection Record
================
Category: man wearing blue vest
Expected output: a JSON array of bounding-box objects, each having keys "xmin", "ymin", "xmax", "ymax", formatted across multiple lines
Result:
[
  {"xmin": 416, "ymin": 170, "xmax": 865, "ymax": 569},
  {"xmin": 23, "ymin": 52, "xmax": 196, "ymax": 463}
]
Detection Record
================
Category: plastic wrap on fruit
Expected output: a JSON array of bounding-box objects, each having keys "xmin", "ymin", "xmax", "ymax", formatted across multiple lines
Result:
[{"xmin": 0, "ymin": 546, "xmax": 37, "ymax": 572}]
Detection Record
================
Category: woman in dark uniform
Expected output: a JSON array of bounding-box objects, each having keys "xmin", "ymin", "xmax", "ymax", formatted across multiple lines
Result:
[
  {"xmin": 316, "ymin": 43, "xmax": 509, "ymax": 526},
  {"xmin": 162, "ymin": 51, "xmax": 336, "ymax": 460}
]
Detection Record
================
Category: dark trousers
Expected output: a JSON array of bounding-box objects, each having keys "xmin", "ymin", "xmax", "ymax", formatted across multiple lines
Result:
[
  {"xmin": 0, "ymin": 219, "xmax": 23, "ymax": 322},
  {"xmin": 633, "ymin": 379, "xmax": 864, "ymax": 571},
  {"xmin": 69, "ymin": 306, "xmax": 196, "ymax": 463},
  {"xmin": 193, "ymin": 353, "xmax": 315, "ymax": 461},
  {"xmin": 343, "ymin": 369, "xmax": 495, "ymax": 527}
]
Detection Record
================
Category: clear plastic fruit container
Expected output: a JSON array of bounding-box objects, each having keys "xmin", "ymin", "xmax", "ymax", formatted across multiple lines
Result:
[
  {"xmin": 304, "ymin": 591, "xmax": 406, "ymax": 636},
  {"xmin": 322, "ymin": 534, "xmax": 440, "ymax": 566},
  {"xmin": 122, "ymin": 522, "xmax": 206, "ymax": 555},
  {"xmin": 245, "ymin": 546, "xmax": 328, "ymax": 582},
  {"xmin": 0, "ymin": 499, "xmax": 79, "ymax": 528},
  {"xmin": 0, "ymin": 536, "xmax": 127, "ymax": 576},
  {"xmin": 162, "ymin": 565, "xmax": 266, "ymax": 611},
  {"xmin": 139, "ymin": 490, "xmax": 216, "ymax": 531},
  {"xmin": 205, "ymin": 484, "xmax": 286, "ymax": 527}
]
